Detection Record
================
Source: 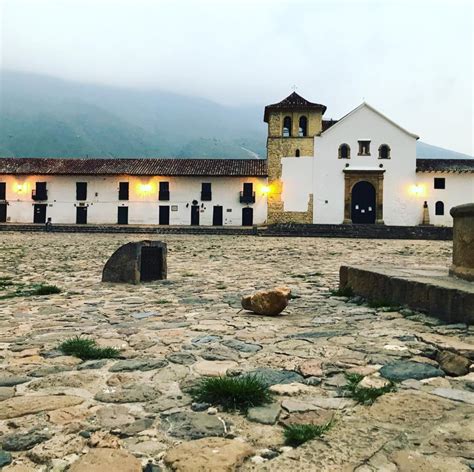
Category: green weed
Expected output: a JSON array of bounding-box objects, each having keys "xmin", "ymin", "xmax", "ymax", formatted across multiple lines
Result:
[
  {"xmin": 283, "ymin": 422, "xmax": 333, "ymax": 447},
  {"xmin": 59, "ymin": 336, "xmax": 120, "ymax": 360},
  {"xmin": 190, "ymin": 375, "xmax": 272, "ymax": 412},
  {"xmin": 343, "ymin": 373, "xmax": 395, "ymax": 405},
  {"xmin": 0, "ymin": 283, "xmax": 61, "ymax": 300}
]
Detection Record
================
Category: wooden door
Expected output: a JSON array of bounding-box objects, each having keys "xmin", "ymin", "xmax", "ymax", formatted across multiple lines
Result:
[
  {"xmin": 0, "ymin": 204, "xmax": 6, "ymax": 223},
  {"xmin": 212, "ymin": 206, "xmax": 223, "ymax": 226},
  {"xmin": 76, "ymin": 206, "xmax": 88, "ymax": 224},
  {"xmin": 159, "ymin": 206, "xmax": 170, "ymax": 225},
  {"xmin": 191, "ymin": 205, "xmax": 200, "ymax": 225},
  {"xmin": 33, "ymin": 204, "xmax": 47, "ymax": 224},
  {"xmin": 117, "ymin": 206, "xmax": 128, "ymax": 224},
  {"xmin": 242, "ymin": 207, "xmax": 253, "ymax": 226},
  {"xmin": 351, "ymin": 181, "xmax": 376, "ymax": 224}
]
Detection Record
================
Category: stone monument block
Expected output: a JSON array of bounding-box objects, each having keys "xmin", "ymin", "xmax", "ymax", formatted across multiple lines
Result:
[
  {"xmin": 102, "ymin": 240, "xmax": 167, "ymax": 284},
  {"xmin": 450, "ymin": 203, "xmax": 474, "ymax": 282}
]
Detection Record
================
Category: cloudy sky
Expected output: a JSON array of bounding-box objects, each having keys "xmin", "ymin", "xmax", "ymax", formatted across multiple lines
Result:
[{"xmin": 1, "ymin": 0, "xmax": 473, "ymax": 154}]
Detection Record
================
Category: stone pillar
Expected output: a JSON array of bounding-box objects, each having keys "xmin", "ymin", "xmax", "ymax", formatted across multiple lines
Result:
[{"xmin": 449, "ymin": 203, "xmax": 474, "ymax": 282}]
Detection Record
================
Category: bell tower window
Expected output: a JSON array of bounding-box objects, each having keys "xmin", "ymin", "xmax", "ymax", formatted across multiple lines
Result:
[
  {"xmin": 378, "ymin": 144, "xmax": 390, "ymax": 159},
  {"xmin": 283, "ymin": 116, "xmax": 292, "ymax": 137},
  {"xmin": 298, "ymin": 116, "xmax": 308, "ymax": 137},
  {"xmin": 358, "ymin": 140, "xmax": 371, "ymax": 156},
  {"xmin": 338, "ymin": 144, "xmax": 350, "ymax": 159}
]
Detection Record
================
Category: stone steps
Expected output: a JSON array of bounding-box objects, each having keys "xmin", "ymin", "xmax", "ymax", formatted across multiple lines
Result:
[
  {"xmin": 0, "ymin": 223, "xmax": 452, "ymax": 240},
  {"xmin": 260, "ymin": 223, "xmax": 452, "ymax": 240},
  {"xmin": 0, "ymin": 224, "xmax": 257, "ymax": 235}
]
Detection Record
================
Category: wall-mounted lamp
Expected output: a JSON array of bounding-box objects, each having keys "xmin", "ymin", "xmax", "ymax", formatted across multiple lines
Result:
[
  {"xmin": 410, "ymin": 184, "xmax": 424, "ymax": 196},
  {"xmin": 16, "ymin": 183, "xmax": 25, "ymax": 192},
  {"xmin": 261, "ymin": 185, "xmax": 270, "ymax": 196},
  {"xmin": 139, "ymin": 184, "xmax": 152, "ymax": 192}
]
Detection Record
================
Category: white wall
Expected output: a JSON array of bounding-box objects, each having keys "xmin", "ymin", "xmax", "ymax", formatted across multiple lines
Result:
[
  {"xmin": 312, "ymin": 104, "xmax": 421, "ymax": 225},
  {"xmin": 281, "ymin": 157, "xmax": 313, "ymax": 211},
  {"xmin": 415, "ymin": 173, "xmax": 474, "ymax": 226},
  {"xmin": 0, "ymin": 174, "xmax": 267, "ymax": 226}
]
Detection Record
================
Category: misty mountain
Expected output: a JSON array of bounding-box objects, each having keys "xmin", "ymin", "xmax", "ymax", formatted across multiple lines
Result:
[
  {"xmin": 415, "ymin": 141, "xmax": 472, "ymax": 159},
  {"xmin": 0, "ymin": 70, "xmax": 471, "ymax": 160}
]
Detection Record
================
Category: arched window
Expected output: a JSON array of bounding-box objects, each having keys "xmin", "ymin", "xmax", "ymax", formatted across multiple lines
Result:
[
  {"xmin": 283, "ymin": 116, "xmax": 292, "ymax": 137},
  {"xmin": 379, "ymin": 144, "xmax": 391, "ymax": 159},
  {"xmin": 338, "ymin": 143, "xmax": 350, "ymax": 159},
  {"xmin": 295, "ymin": 149, "xmax": 300, "ymax": 157},
  {"xmin": 298, "ymin": 116, "xmax": 308, "ymax": 137},
  {"xmin": 435, "ymin": 201, "xmax": 444, "ymax": 216}
]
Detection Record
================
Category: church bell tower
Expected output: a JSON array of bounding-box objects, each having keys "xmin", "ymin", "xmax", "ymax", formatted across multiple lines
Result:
[{"xmin": 264, "ymin": 92, "xmax": 326, "ymax": 224}]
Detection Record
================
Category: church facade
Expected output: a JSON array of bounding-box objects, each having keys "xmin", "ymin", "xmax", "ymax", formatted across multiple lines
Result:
[{"xmin": 265, "ymin": 92, "xmax": 473, "ymax": 226}]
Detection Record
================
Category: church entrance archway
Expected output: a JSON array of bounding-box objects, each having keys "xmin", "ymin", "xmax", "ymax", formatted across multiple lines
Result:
[
  {"xmin": 343, "ymin": 169, "xmax": 385, "ymax": 224},
  {"xmin": 351, "ymin": 181, "xmax": 376, "ymax": 224}
]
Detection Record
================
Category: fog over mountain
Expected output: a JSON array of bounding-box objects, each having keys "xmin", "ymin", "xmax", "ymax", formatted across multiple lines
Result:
[{"xmin": 0, "ymin": 71, "xmax": 472, "ymax": 160}]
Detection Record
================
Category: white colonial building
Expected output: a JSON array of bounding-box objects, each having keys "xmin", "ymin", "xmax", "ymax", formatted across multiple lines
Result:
[
  {"xmin": 0, "ymin": 92, "xmax": 472, "ymax": 228},
  {"xmin": 265, "ymin": 93, "xmax": 473, "ymax": 226},
  {"xmin": 0, "ymin": 159, "xmax": 267, "ymax": 226}
]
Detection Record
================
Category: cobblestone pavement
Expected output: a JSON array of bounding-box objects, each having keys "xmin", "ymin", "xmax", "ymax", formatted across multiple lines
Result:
[{"xmin": 0, "ymin": 233, "xmax": 472, "ymax": 471}]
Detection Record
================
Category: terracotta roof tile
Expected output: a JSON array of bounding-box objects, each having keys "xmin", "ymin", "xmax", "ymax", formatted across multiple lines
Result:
[
  {"xmin": 416, "ymin": 159, "xmax": 474, "ymax": 173},
  {"xmin": 0, "ymin": 158, "xmax": 268, "ymax": 177},
  {"xmin": 322, "ymin": 119, "xmax": 338, "ymax": 131},
  {"xmin": 264, "ymin": 92, "xmax": 327, "ymax": 122}
]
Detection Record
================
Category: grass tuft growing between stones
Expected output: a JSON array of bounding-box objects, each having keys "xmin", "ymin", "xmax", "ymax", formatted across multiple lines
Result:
[
  {"xmin": 283, "ymin": 422, "xmax": 333, "ymax": 447},
  {"xmin": 330, "ymin": 286, "xmax": 354, "ymax": 297},
  {"xmin": 190, "ymin": 375, "xmax": 272, "ymax": 412},
  {"xmin": 343, "ymin": 373, "xmax": 395, "ymax": 405},
  {"xmin": 32, "ymin": 285, "xmax": 62, "ymax": 296},
  {"xmin": 0, "ymin": 283, "xmax": 61, "ymax": 300},
  {"xmin": 59, "ymin": 336, "xmax": 120, "ymax": 360}
]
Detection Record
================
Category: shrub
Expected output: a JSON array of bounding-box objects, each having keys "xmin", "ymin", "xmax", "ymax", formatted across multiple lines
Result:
[
  {"xmin": 343, "ymin": 373, "xmax": 395, "ymax": 405},
  {"xmin": 31, "ymin": 284, "xmax": 61, "ymax": 296},
  {"xmin": 283, "ymin": 422, "xmax": 333, "ymax": 447},
  {"xmin": 190, "ymin": 375, "xmax": 272, "ymax": 412},
  {"xmin": 59, "ymin": 336, "xmax": 119, "ymax": 360},
  {"xmin": 0, "ymin": 283, "xmax": 61, "ymax": 299}
]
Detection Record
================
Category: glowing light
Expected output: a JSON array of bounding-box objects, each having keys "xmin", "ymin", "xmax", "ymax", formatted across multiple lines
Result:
[
  {"xmin": 410, "ymin": 184, "xmax": 424, "ymax": 196},
  {"xmin": 261, "ymin": 185, "xmax": 271, "ymax": 195},
  {"xmin": 16, "ymin": 183, "xmax": 25, "ymax": 192},
  {"xmin": 139, "ymin": 184, "xmax": 152, "ymax": 192}
]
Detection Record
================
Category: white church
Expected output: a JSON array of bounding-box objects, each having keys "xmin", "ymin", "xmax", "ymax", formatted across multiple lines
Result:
[
  {"xmin": 265, "ymin": 93, "xmax": 473, "ymax": 226},
  {"xmin": 0, "ymin": 92, "xmax": 472, "ymax": 227}
]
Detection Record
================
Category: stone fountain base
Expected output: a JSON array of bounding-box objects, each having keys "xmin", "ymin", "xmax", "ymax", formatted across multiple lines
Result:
[{"xmin": 339, "ymin": 265, "xmax": 474, "ymax": 324}]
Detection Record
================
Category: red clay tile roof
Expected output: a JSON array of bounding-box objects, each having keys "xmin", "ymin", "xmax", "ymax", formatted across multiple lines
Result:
[
  {"xmin": 322, "ymin": 119, "xmax": 338, "ymax": 131},
  {"xmin": 416, "ymin": 159, "xmax": 474, "ymax": 173},
  {"xmin": 264, "ymin": 92, "xmax": 327, "ymax": 122},
  {"xmin": 0, "ymin": 158, "xmax": 268, "ymax": 177}
]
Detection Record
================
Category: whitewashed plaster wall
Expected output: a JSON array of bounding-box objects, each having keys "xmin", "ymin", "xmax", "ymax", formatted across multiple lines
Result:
[
  {"xmin": 415, "ymin": 172, "xmax": 474, "ymax": 226},
  {"xmin": 281, "ymin": 157, "xmax": 314, "ymax": 211},
  {"xmin": 0, "ymin": 175, "xmax": 267, "ymax": 225}
]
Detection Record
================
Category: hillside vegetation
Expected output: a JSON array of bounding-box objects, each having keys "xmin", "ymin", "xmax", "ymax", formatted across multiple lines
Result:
[{"xmin": 0, "ymin": 71, "xmax": 471, "ymax": 160}]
